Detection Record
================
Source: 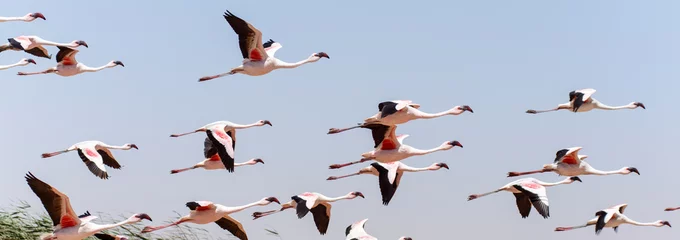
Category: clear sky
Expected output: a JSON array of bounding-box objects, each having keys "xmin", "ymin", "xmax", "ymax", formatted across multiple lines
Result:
[{"xmin": 2, "ymin": 0, "xmax": 680, "ymax": 239}]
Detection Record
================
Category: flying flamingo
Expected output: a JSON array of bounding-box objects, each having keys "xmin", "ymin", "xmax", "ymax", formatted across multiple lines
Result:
[
  {"xmin": 170, "ymin": 157, "xmax": 264, "ymax": 174},
  {"xmin": 526, "ymin": 88, "xmax": 645, "ymax": 114},
  {"xmin": 328, "ymin": 100, "xmax": 472, "ymax": 134},
  {"xmin": 41, "ymin": 141, "xmax": 138, "ymax": 179},
  {"xmin": 141, "ymin": 197, "xmax": 280, "ymax": 240},
  {"xmin": 94, "ymin": 233, "xmax": 129, "ymax": 240},
  {"xmin": 328, "ymin": 123, "xmax": 462, "ymax": 169},
  {"xmin": 251, "ymin": 192, "xmax": 364, "ymax": 235},
  {"xmin": 25, "ymin": 172, "xmax": 152, "ymax": 240},
  {"xmin": 555, "ymin": 204, "xmax": 671, "ymax": 234},
  {"xmin": 327, "ymin": 162, "xmax": 449, "ymax": 205},
  {"xmin": 0, "ymin": 36, "xmax": 88, "ymax": 59},
  {"xmin": 344, "ymin": 219, "xmax": 411, "ymax": 240},
  {"xmin": 17, "ymin": 46, "xmax": 123, "ymax": 77},
  {"xmin": 0, "ymin": 58, "xmax": 35, "ymax": 70},
  {"xmin": 169, "ymin": 120, "xmax": 272, "ymax": 172},
  {"xmin": 507, "ymin": 147, "xmax": 640, "ymax": 177},
  {"xmin": 467, "ymin": 177, "xmax": 582, "ymax": 219},
  {"xmin": 198, "ymin": 10, "xmax": 329, "ymax": 81},
  {"xmin": 0, "ymin": 13, "xmax": 45, "ymax": 22}
]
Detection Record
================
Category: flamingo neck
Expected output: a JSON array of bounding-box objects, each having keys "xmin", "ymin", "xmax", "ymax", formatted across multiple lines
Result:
[
  {"xmin": 403, "ymin": 166, "xmax": 435, "ymax": 172},
  {"xmin": 0, "ymin": 61, "xmax": 25, "ymax": 70},
  {"xmin": 34, "ymin": 39, "xmax": 76, "ymax": 47},
  {"xmin": 595, "ymin": 102, "xmax": 636, "ymax": 110},
  {"xmin": 588, "ymin": 167, "xmax": 626, "ymax": 175},
  {"xmin": 275, "ymin": 58, "xmax": 313, "ymax": 69},
  {"xmin": 410, "ymin": 145, "xmax": 448, "ymax": 156},
  {"xmin": 100, "ymin": 144, "xmax": 130, "ymax": 150},
  {"xmin": 537, "ymin": 178, "xmax": 571, "ymax": 187},
  {"xmin": 234, "ymin": 160, "xmax": 256, "ymax": 167},
  {"xmin": 0, "ymin": 16, "xmax": 25, "ymax": 22},
  {"xmin": 232, "ymin": 121, "xmax": 262, "ymax": 129},
  {"xmin": 90, "ymin": 219, "xmax": 133, "ymax": 233},
  {"xmin": 82, "ymin": 64, "xmax": 113, "ymax": 73},
  {"xmin": 625, "ymin": 219, "xmax": 661, "ymax": 227},
  {"xmin": 321, "ymin": 194, "xmax": 352, "ymax": 203},
  {"xmin": 411, "ymin": 108, "xmax": 452, "ymax": 119},
  {"xmin": 228, "ymin": 201, "xmax": 265, "ymax": 214}
]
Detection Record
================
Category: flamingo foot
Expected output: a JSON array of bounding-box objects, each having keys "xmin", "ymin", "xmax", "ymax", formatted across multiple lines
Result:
[{"xmin": 467, "ymin": 195, "xmax": 480, "ymax": 201}]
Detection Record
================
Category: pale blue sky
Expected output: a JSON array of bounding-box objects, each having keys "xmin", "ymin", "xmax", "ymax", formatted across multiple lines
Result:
[{"xmin": 2, "ymin": 0, "xmax": 680, "ymax": 239}]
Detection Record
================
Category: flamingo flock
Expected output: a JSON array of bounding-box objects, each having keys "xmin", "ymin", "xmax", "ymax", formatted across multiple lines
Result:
[{"xmin": 2, "ymin": 6, "xmax": 670, "ymax": 240}]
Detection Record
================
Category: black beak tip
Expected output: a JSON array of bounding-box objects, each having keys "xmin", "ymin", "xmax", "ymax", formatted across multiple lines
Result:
[
  {"xmin": 570, "ymin": 177, "xmax": 582, "ymax": 182},
  {"xmin": 114, "ymin": 61, "xmax": 124, "ymax": 67}
]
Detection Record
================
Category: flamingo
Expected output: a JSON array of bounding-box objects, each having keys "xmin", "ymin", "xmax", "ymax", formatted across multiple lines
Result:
[
  {"xmin": 328, "ymin": 101, "xmax": 472, "ymax": 134},
  {"xmin": 555, "ymin": 204, "xmax": 671, "ymax": 234},
  {"xmin": 344, "ymin": 219, "xmax": 411, "ymax": 240},
  {"xmin": 327, "ymin": 123, "xmax": 462, "ymax": 169},
  {"xmin": 0, "ymin": 58, "xmax": 35, "ymax": 70},
  {"xmin": 25, "ymin": 172, "xmax": 152, "ymax": 240},
  {"xmin": 198, "ymin": 10, "xmax": 329, "ymax": 81},
  {"xmin": 0, "ymin": 36, "xmax": 88, "ymax": 59},
  {"xmin": 0, "ymin": 13, "xmax": 45, "ymax": 22},
  {"xmin": 170, "ymin": 157, "xmax": 264, "ymax": 174},
  {"xmin": 526, "ymin": 88, "xmax": 645, "ymax": 114},
  {"xmin": 94, "ymin": 233, "xmax": 128, "ymax": 240},
  {"xmin": 507, "ymin": 147, "xmax": 640, "ymax": 177},
  {"xmin": 141, "ymin": 197, "xmax": 280, "ymax": 240},
  {"xmin": 251, "ymin": 192, "xmax": 364, "ymax": 235},
  {"xmin": 17, "ymin": 46, "xmax": 123, "ymax": 77},
  {"xmin": 41, "ymin": 141, "xmax": 138, "ymax": 180},
  {"xmin": 169, "ymin": 120, "xmax": 272, "ymax": 172},
  {"xmin": 467, "ymin": 177, "xmax": 582, "ymax": 219},
  {"xmin": 327, "ymin": 162, "xmax": 449, "ymax": 205}
]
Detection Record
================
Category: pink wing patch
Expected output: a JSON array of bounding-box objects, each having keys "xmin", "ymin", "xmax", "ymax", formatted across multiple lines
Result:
[
  {"xmin": 214, "ymin": 130, "xmax": 228, "ymax": 140},
  {"xmin": 301, "ymin": 192, "xmax": 314, "ymax": 197},
  {"xmin": 209, "ymin": 154, "xmax": 220, "ymax": 161},
  {"xmin": 85, "ymin": 149, "xmax": 99, "ymax": 158},
  {"xmin": 249, "ymin": 49, "xmax": 263, "ymax": 61},
  {"xmin": 522, "ymin": 182, "xmax": 542, "ymax": 189},
  {"xmin": 60, "ymin": 215, "xmax": 78, "ymax": 228}
]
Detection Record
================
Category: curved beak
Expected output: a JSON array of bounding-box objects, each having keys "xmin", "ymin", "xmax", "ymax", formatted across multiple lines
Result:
[
  {"xmin": 31, "ymin": 13, "xmax": 46, "ymax": 20},
  {"xmin": 635, "ymin": 102, "xmax": 646, "ymax": 109},
  {"xmin": 355, "ymin": 192, "xmax": 365, "ymax": 198},
  {"xmin": 268, "ymin": 197, "xmax": 281, "ymax": 204},
  {"xmin": 449, "ymin": 141, "xmax": 463, "ymax": 148},
  {"xmin": 462, "ymin": 105, "xmax": 474, "ymax": 113},
  {"xmin": 569, "ymin": 176, "xmax": 582, "ymax": 182},
  {"xmin": 663, "ymin": 221, "xmax": 672, "ymax": 227},
  {"xmin": 437, "ymin": 163, "xmax": 449, "ymax": 169},
  {"xmin": 113, "ymin": 61, "xmax": 125, "ymax": 67},
  {"xmin": 263, "ymin": 120, "xmax": 273, "ymax": 126},
  {"xmin": 628, "ymin": 167, "xmax": 640, "ymax": 175},
  {"xmin": 315, "ymin": 52, "xmax": 330, "ymax": 59},
  {"xmin": 80, "ymin": 41, "xmax": 89, "ymax": 48},
  {"xmin": 130, "ymin": 144, "xmax": 139, "ymax": 150},
  {"xmin": 253, "ymin": 158, "xmax": 265, "ymax": 164},
  {"xmin": 27, "ymin": 59, "xmax": 36, "ymax": 64},
  {"xmin": 136, "ymin": 213, "xmax": 152, "ymax": 221}
]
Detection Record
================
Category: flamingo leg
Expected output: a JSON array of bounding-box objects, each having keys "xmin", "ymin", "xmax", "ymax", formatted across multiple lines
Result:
[
  {"xmin": 17, "ymin": 68, "xmax": 55, "ymax": 76},
  {"xmin": 170, "ymin": 130, "xmax": 200, "ymax": 138},
  {"xmin": 329, "ymin": 158, "xmax": 374, "ymax": 169},
  {"xmin": 526, "ymin": 108, "xmax": 559, "ymax": 114},
  {"xmin": 142, "ymin": 218, "xmax": 190, "ymax": 233},
  {"xmin": 327, "ymin": 172, "xmax": 363, "ymax": 180},
  {"xmin": 252, "ymin": 210, "xmax": 279, "ymax": 220},
  {"xmin": 327, "ymin": 124, "xmax": 364, "ymax": 134},
  {"xmin": 170, "ymin": 166, "xmax": 198, "ymax": 174},
  {"xmin": 507, "ymin": 169, "xmax": 551, "ymax": 177},
  {"xmin": 198, "ymin": 71, "xmax": 236, "ymax": 82}
]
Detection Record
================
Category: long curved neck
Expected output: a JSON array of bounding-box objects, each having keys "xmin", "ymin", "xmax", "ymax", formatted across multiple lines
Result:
[
  {"xmin": 400, "ymin": 164, "xmax": 436, "ymax": 172},
  {"xmin": 232, "ymin": 121, "xmax": 262, "ymax": 129},
  {"xmin": 410, "ymin": 108, "xmax": 452, "ymax": 119},
  {"xmin": 275, "ymin": 58, "xmax": 313, "ymax": 69},
  {"xmin": 594, "ymin": 101, "xmax": 635, "ymax": 110},
  {"xmin": 625, "ymin": 218, "xmax": 660, "ymax": 227},
  {"xmin": 82, "ymin": 64, "xmax": 113, "ymax": 73},
  {"xmin": 410, "ymin": 145, "xmax": 448, "ymax": 156},
  {"xmin": 320, "ymin": 194, "xmax": 352, "ymax": 203},
  {"xmin": 234, "ymin": 160, "xmax": 256, "ymax": 167},
  {"xmin": 0, "ymin": 61, "xmax": 25, "ymax": 70},
  {"xmin": 0, "ymin": 16, "xmax": 25, "ymax": 22},
  {"xmin": 536, "ymin": 179, "xmax": 571, "ymax": 187},
  {"xmin": 90, "ymin": 219, "xmax": 134, "ymax": 233},
  {"xmin": 587, "ymin": 167, "xmax": 625, "ymax": 175},
  {"xmin": 99, "ymin": 143, "xmax": 129, "ymax": 150},
  {"xmin": 34, "ymin": 39, "xmax": 75, "ymax": 47},
  {"xmin": 228, "ymin": 201, "xmax": 265, "ymax": 214}
]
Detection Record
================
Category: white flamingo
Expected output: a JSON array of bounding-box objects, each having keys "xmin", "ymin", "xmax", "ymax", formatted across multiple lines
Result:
[
  {"xmin": 344, "ymin": 219, "xmax": 412, "ymax": 240},
  {"xmin": 0, "ymin": 36, "xmax": 88, "ymax": 59},
  {"xmin": 170, "ymin": 120, "xmax": 272, "ymax": 172},
  {"xmin": 251, "ymin": 192, "xmax": 364, "ymax": 235},
  {"xmin": 467, "ymin": 177, "xmax": 582, "ymax": 219},
  {"xmin": 41, "ymin": 141, "xmax": 138, "ymax": 180},
  {"xmin": 170, "ymin": 157, "xmax": 264, "ymax": 174},
  {"xmin": 198, "ymin": 10, "xmax": 329, "ymax": 81},
  {"xmin": 141, "ymin": 197, "xmax": 280, "ymax": 240},
  {"xmin": 555, "ymin": 204, "xmax": 671, "ymax": 234},
  {"xmin": 328, "ymin": 124, "xmax": 462, "ymax": 169},
  {"xmin": 25, "ymin": 172, "xmax": 152, "ymax": 240},
  {"xmin": 0, "ymin": 58, "xmax": 35, "ymax": 70},
  {"xmin": 328, "ymin": 100, "xmax": 472, "ymax": 134},
  {"xmin": 507, "ymin": 147, "xmax": 639, "ymax": 177},
  {"xmin": 327, "ymin": 162, "xmax": 449, "ymax": 205},
  {"xmin": 526, "ymin": 88, "xmax": 645, "ymax": 114},
  {"xmin": 17, "ymin": 47, "xmax": 123, "ymax": 77},
  {"xmin": 0, "ymin": 13, "xmax": 45, "ymax": 22}
]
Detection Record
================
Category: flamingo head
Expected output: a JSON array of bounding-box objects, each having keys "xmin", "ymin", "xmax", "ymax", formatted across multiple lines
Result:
[
  {"xmin": 29, "ymin": 12, "xmax": 46, "ymax": 20},
  {"xmin": 112, "ymin": 61, "xmax": 125, "ymax": 67},
  {"xmin": 351, "ymin": 192, "xmax": 365, "ymax": 198},
  {"xmin": 73, "ymin": 40, "xmax": 88, "ymax": 48},
  {"xmin": 568, "ymin": 176, "xmax": 582, "ymax": 183},
  {"xmin": 314, "ymin": 52, "xmax": 330, "ymax": 59},
  {"xmin": 435, "ymin": 163, "xmax": 449, "ymax": 170},
  {"xmin": 265, "ymin": 197, "xmax": 280, "ymax": 205},
  {"xmin": 625, "ymin": 167, "xmax": 640, "ymax": 175},
  {"xmin": 458, "ymin": 105, "xmax": 474, "ymax": 113},
  {"xmin": 252, "ymin": 158, "xmax": 265, "ymax": 164},
  {"xmin": 23, "ymin": 59, "xmax": 36, "ymax": 64},
  {"xmin": 446, "ymin": 140, "xmax": 463, "ymax": 149},
  {"xmin": 634, "ymin": 102, "xmax": 646, "ymax": 109},
  {"xmin": 125, "ymin": 144, "xmax": 139, "ymax": 150},
  {"xmin": 658, "ymin": 221, "xmax": 672, "ymax": 227},
  {"xmin": 131, "ymin": 213, "xmax": 152, "ymax": 223},
  {"xmin": 259, "ymin": 120, "xmax": 273, "ymax": 126}
]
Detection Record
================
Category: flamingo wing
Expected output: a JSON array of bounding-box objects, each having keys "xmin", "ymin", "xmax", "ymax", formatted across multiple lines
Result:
[
  {"xmin": 94, "ymin": 233, "xmax": 117, "ymax": 240},
  {"xmin": 345, "ymin": 219, "xmax": 371, "ymax": 240},
  {"xmin": 377, "ymin": 125, "xmax": 400, "ymax": 150},
  {"xmin": 185, "ymin": 201, "xmax": 215, "ymax": 211},
  {"xmin": 8, "ymin": 36, "xmax": 31, "ymax": 50},
  {"xmin": 206, "ymin": 127, "xmax": 235, "ymax": 172},
  {"xmin": 95, "ymin": 145, "xmax": 122, "ymax": 169},
  {"xmin": 25, "ymin": 172, "xmax": 80, "ymax": 229},
  {"xmin": 310, "ymin": 202, "xmax": 331, "ymax": 235},
  {"xmin": 513, "ymin": 183, "xmax": 550, "ymax": 219},
  {"xmin": 595, "ymin": 209, "xmax": 616, "ymax": 234},
  {"xmin": 554, "ymin": 147, "xmax": 582, "ymax": 165},
  {"xmin": 78, "ymin": 211, "xmax": 98, "ymax": 222},
  {"xmin": 223, "ymin": 10, "xmax": 267, "ymax": 62},
  {"xmin": 513, "ymin": 193, "xmax": 532, "ymax": 218},
  {"xmin": 377, "ymin": 101, "xmax": 410, "ymax": 119},
  {"xmin": 577, "ymin": 88, "xmax": 596, "ymax": 101},
  {"xmin": 77, "ymin": 146, "xmax": 109, "ymax": 179},
  {"xmin": 292, "ymin": 193, "xmax": 318, "ymax": 219},
  {"xmin": 24, "ymin": 45, "xmax": 51, "ymax": 59},
  {"xmin": 263, "ymin": 39, "xmax": 282, "ymax": 57},
  {"xmin": 56, "ymin": 46, "xmax": 78, "ymax": 65},
  {"xmin": 371, "ymin": 162, "xmax": 399, "ymax": 205},
  {"xmin": 215, "ymin": 216, "xmax": 248, "ymax": 240},
  {"xmin": 360, "ymin": 123, "xmax": 392, "ymax": 149},
  {"xmin": 203, "ymin": 137, "xmax": 217, "ymax": 158}
]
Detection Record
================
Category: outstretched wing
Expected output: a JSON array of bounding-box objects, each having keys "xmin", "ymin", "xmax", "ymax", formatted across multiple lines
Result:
[
  {"xmin": 25, "ymin": 172, "xmax": 80, "ymax": 228},
  {"xmin": 77, "ymin": 146, "xmax": 109, "ymax": 179},
  {"xmin": 206, "ymin": 128, "xmax": 235, "ymax": 172},
  {"xmin": 310, "ymin": 202, "xmax": 331, "ymax": 235},
  {"xmin": 513, "ymin": 183, "xmax": 550, "ymax": 219},
  {"xmin": 371, "ymin": 162, "xmax": 399, "ymax": 205},
  {"xmin": 56, "ymin": 46, "xmax": 79, "ymax": 65},
  {"xmin": 95, "ymin": 145, "xmax": 122, "ymax": 169},
  {"xmin": 223, "ymin": 10, "xmax": 267, "ymax": 61},
  {"xmin": 215, "ymin": 216, "xmax": 248, "ymax": 240},
  {"xmin": 513, "ymin": 193, "xmax": 532, "ymax": 218},
  {"xmin": 263, "ymin": 39, "xmax": 282, "ymax": 57}
]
